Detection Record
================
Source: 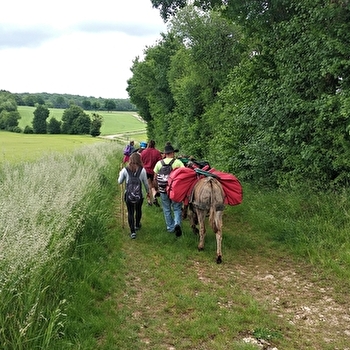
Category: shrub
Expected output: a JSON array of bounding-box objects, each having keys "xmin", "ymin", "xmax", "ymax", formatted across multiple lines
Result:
[{"xmin": 24, "ymin": 125, "xmax": 34, "ymax": 134}]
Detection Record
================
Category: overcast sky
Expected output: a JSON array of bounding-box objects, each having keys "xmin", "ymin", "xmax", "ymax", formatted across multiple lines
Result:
[{"xmin": 0, "ymin": 0, "xmax": 168, "ymax": 99}]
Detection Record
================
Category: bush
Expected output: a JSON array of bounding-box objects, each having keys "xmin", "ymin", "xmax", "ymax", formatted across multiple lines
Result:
[
  {"xmin": 11, "ymin": 126, "xmax": 22, "ymax": 133},
  {"xmin": 24, "ymin": 125, "xmax": 34, "ymax": 134}
]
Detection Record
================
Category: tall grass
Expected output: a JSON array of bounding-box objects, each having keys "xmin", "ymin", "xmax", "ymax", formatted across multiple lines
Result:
[
  {"xmin": 0, "ymin": 141, "xmax": 122, "ymax": 349},
  {"xmin": 241, "ymin": 184, "xmax": 350, "ymax": 280}
]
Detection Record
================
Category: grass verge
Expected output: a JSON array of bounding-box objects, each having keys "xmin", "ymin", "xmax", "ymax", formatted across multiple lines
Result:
[{"xmin": 0, "ymin": 142, "xmax": 122, "ymax": 349}]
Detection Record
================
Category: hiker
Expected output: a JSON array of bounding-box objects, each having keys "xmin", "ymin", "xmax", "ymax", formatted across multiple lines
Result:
[
  {"xmin": 118, "ymin": 152, "xmax": 149, "ymax": 239},
  {"xmin": 132, "ymin": 141, "xmax": 147, "ymax": 155},
  {"xmin": 122, "ymin": 140, "xmax": 135, "ymax": 164},
  {"xmin": 141, "ymin": 140, "xmax": 162, "ymax": 206},
  {"xmin": 139, "ymin": 141, "xmax": 147, "ymax": 153},
  {"xmin": 153, "ymin": 143, "xmax": 184, "ymax": 236}
]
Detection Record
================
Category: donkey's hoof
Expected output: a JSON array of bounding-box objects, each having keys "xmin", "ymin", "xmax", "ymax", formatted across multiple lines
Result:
[
  {"xmin": 216, "ymin": 255, "xmax": 222, "ymax": 264},
  {"xmin": 198, "ymin": 246, "xmax": 204, "ymax": 252}
]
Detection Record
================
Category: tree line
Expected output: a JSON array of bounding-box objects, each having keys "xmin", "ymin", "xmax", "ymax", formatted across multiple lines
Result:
[
  {"xmin": 127, "ymin": 0, "xmax": 350, "ymax": 189},
  {"xmin": 12, "ymin": 91, "xmax": 137, "ymax": 112},
  {"xmin": 0, "ymin": 90, "xmax": 102, "ymax": 136}
]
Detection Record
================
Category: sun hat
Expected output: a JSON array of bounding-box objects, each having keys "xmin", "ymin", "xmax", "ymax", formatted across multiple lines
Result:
[{"xmin": 164, "ymin": 144, "xmax": 179, "ymax": 154}]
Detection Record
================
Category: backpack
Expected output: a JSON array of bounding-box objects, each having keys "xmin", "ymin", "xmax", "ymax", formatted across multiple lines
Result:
[
  {"xmin": 123, "ymin": 144, "xmax": 131, "ymax": 156},
  {"xmin": 157, "ymin": 159, "xmax": 175, "ymax": 193},
  {"xmin": 125, "ymin": 167, "xmax": 142, "ymax": 203}
]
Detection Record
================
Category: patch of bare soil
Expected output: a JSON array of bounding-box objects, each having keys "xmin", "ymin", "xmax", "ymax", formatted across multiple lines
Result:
[{"xmin": 225, "ymin": 252, "xmax": 350, "ymax": 349}]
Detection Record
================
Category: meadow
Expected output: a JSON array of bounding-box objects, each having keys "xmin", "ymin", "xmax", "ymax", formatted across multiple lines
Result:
[
  {"xmin": 17, "ymin": 106, "xmax": 146, "ymax": 136},
  {"xmin": 1, "ymin": 112, "xmax": 350, "ymax": 349},
  {"xmin": 1, "ymin": 107, "xmax": 147, "ymax": 164},
  {"xmin": 0, "ymin": 131, "xmax": 107, "ymax": 163}
]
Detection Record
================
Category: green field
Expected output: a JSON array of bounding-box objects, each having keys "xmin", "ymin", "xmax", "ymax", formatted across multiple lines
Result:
[
  {"xmin": 17, "ymin": 106, "xmax": 146, "ymax": 136},
  {"xmin": 0, "ymin": 131, "xmax": 108, "ymax": 163},
  {"xmin": 1, "ymin": 107, "xmax": 147, "ymax": 164}
]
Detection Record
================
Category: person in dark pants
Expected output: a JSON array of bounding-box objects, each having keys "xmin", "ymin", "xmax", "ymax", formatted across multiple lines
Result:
[{"xmin": 118, "ymin": 152, "xmax": 149, "ymax": 239}]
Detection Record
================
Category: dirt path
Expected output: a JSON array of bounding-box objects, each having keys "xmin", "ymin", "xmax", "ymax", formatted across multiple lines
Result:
[
  {"xmin": 221, "ymin": 252, "xmax": 350, "ymax": 349},
  {"xmin": 99, "ymin": 113, "xmax": 146, "ymax": 142},
  {"xmin": 99, "ymin": 129, "xmax": 145, "ymax": 141},
  {"xmin": 116, "ymin": 196, "xmax": 350, "ymax": 349},
  {"xmin": 120, "ymin": 235, "xmax": 350, "ymax": 349}
]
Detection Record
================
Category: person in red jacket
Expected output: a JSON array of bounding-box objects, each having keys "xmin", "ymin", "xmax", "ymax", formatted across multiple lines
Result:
[{"xmin": 141, "ymin": 140, "xmax": 162, "ymax": 206}]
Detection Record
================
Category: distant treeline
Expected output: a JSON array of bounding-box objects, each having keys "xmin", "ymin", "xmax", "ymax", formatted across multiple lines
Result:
[{"xmin": 12, "ymin": 92, "xmax": 137, "ymax": 111}]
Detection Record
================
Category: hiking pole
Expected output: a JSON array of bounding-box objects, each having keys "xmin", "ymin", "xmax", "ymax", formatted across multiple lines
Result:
[
  {"xmin": 121, "ymin": 181, "xmax": 125, "ymax": 229},
  {"xmin": 120, "ymin": 162, "xmax": 125, "ymax": 229}
]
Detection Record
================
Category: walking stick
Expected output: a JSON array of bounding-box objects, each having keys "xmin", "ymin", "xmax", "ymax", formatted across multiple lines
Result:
[
  {"xmin": 121, "ymin": 182, "xmax": 125, "ymax": 229},
  {"xmin": 120, "ymin": 162, "xmax": 125, "ymax": 229}
]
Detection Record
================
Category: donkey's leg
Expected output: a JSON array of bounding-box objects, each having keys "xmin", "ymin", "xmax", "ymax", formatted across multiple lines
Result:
[
  {"xmin": 182, "ymin": 204, "xmax": 188, "ymax": 220},
  {"xmin": 213, "ymin": 211, "xmax": 223, "ymax": 264},
  {"xmin": 189, "ymin": 205, "xmax": 199, "ymax": 235},
  {"xmin": 197, "ymin": 210, "xmax": 207, "ymax": 251}
]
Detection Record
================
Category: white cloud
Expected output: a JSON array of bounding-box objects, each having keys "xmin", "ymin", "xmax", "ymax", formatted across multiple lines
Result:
[{"xmin": 0, "ymin": 0, "xmax": 167, "ymax": 98}]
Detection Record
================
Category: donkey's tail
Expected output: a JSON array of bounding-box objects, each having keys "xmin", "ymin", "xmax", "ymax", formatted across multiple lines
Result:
[
  {"xmin": 208, "ymin": 177, "xmax": 225, "ymax": 233},
  {"xmin": 208, "ymin": 203, "xmax": 216, "ymax": 232}
]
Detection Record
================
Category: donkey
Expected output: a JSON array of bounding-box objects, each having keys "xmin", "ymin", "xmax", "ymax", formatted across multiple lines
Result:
[{"xmin": 189, "ymin": 176, "xmax": 225, "ymax": 264}]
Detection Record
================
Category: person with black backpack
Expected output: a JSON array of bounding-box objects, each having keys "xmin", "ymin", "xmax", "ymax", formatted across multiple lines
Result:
[
  {"xmin": 153, "ymin": 143, "xmax": 184, "ymax": 236},
  {"xmin": 118, "ymin": 152, "xmax": 149, "ymax": 239}
]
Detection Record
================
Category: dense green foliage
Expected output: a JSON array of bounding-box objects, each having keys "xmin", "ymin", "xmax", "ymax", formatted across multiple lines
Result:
[
  {"xmin": 47, "ymin": 117, "xmax": 62, "ymax": 134},
  {"xmin": 33, "ymin": 105, "xmax": 49, "ymax": 134},
  {"xmin": 12, "ymin": 91, "xmax": 137, "ymax": 111},
  {"xmin": 90, "ymin": 113, "xmax": 103, "ymax": 137},
  {"xmin": 61, "ymin": 105, "xmax": 92, "ymax": 135},
  {"xmin": 0, "ymin": 90, "xmax": 20, "ymax": 131},
  {"xmin": 129, "ymin": 0, "xmax": 350, "ymax": 188}
]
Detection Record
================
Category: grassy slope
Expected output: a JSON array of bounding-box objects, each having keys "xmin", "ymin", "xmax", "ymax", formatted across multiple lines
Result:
[
  {"xmin": 17, "ymin": 106, "xmax": 146, "ymax": 136},
  {"xmin": 1, "ymin": 107, "xmax": 147, "ymax": 163}
]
